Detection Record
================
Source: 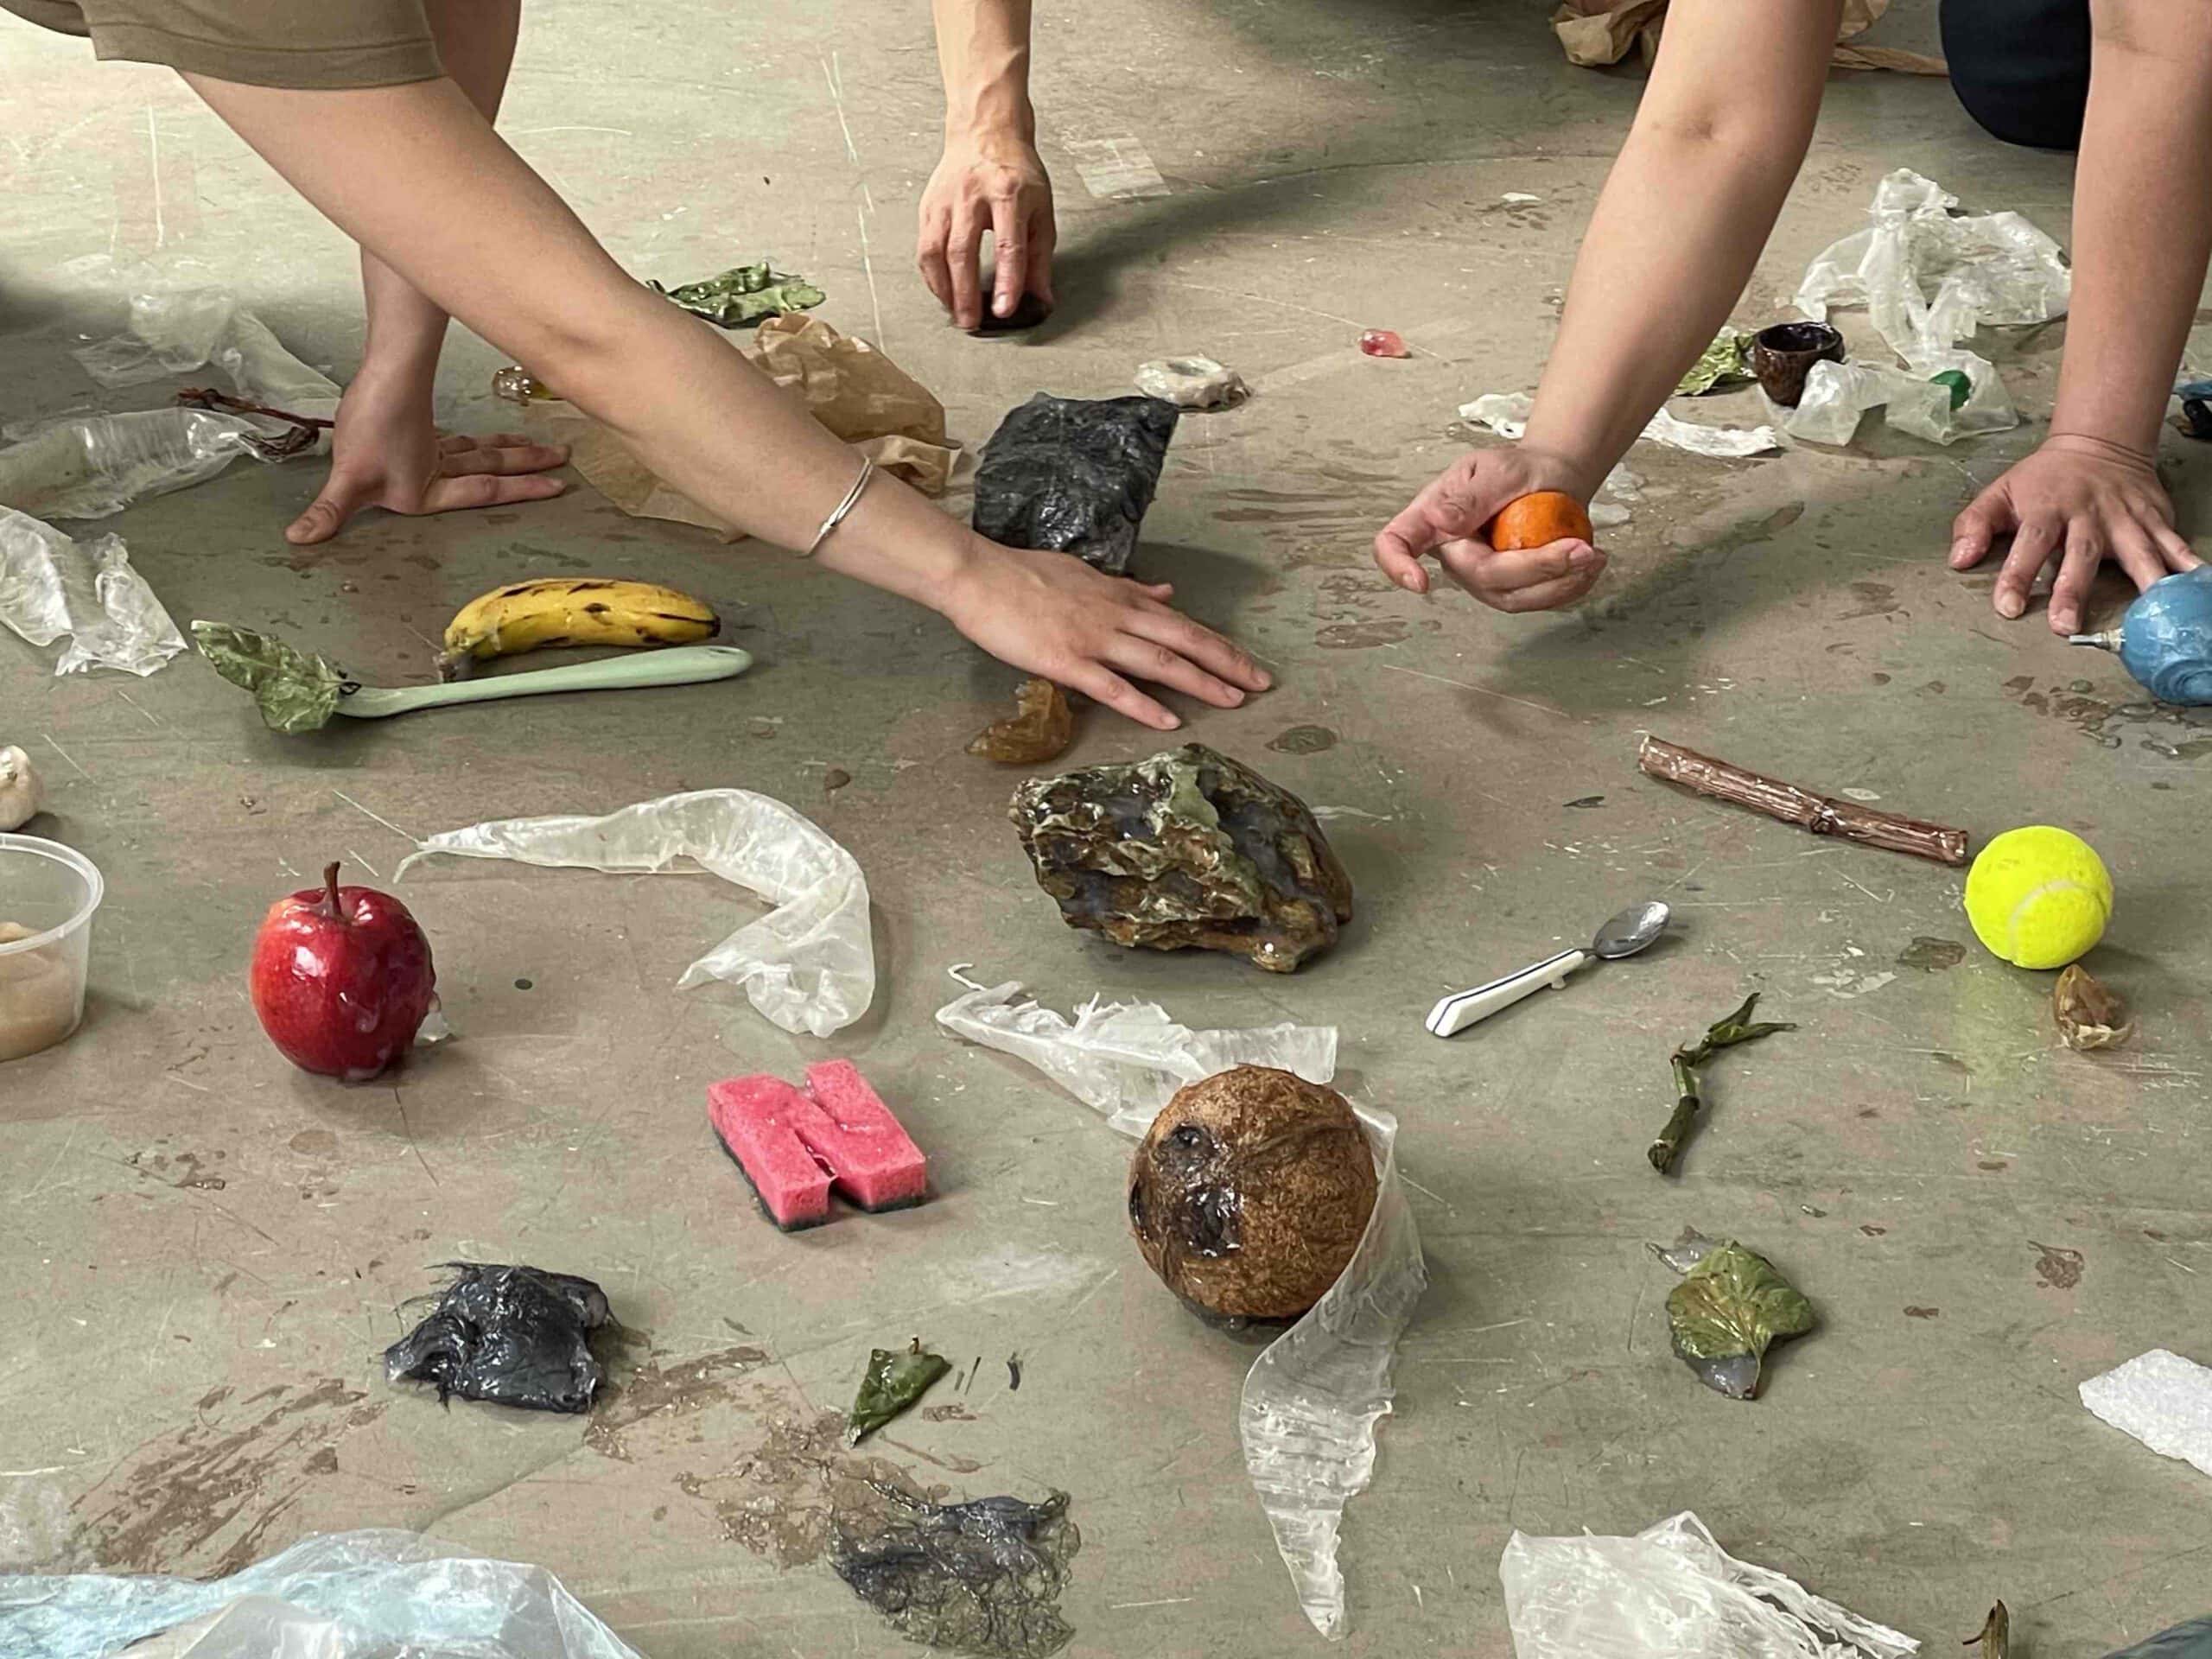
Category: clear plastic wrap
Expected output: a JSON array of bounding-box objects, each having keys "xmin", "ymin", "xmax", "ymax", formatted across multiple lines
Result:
[
  {"xmin": 933, "ymin": 969, "xmax": 1338, "ymax": 1137},
  {"xmin": 0, "ymin": 407, "xmax": 264, "ymax": 521},
  {"xmin": 0, "ymin": 1529, "xmax": 642, "ymax": 1659},
  {"xmin": 2079, "ymin": 1349, "xmax": 2212, "ymax": 1478},
  {"xmin": 0, "ymin": 505, "xmax": 186, "ymax": 677},
  {"xmin": 934, "ymin": 969, "xmax": 1424, "ymax": 1638},
  {"xmin": 396, "ymin": 790, "xmax": 873, "ymax": 1038},
  {"xmin": 1499, "ymin": 1511, "xmax": 1920, "ymax": 1659},
  {"xmin": 73, "ymin": 286, "xmax": 342, "ymax": 420},
  {"xmin": 1461, "ymin": 393, "xmax": 1778, "ymax": 458},
  {"xmin": 1786, "ymin": 353, "xmax": 2017, "ymax": 448}
]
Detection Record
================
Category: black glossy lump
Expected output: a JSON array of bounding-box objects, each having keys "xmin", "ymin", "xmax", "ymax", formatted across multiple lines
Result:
[
  {"xmin": 385, "ymin": 1262, "xmax": 612, "ymax": 1414},
  {"xmin": 970, "ymin": 393, "xmax": 1179, "ymax": 575}
]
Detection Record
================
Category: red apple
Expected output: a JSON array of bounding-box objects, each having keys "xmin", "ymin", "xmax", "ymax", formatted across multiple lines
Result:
[{"xmin": 251, "ymin": 861, "xmax": 436, "ymax": 1082}]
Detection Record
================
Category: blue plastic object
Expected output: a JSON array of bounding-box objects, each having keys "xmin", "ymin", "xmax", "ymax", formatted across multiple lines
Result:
[{"xmin": 2071, "ymin": 565, "xmax": 2212, "ymax": 704}]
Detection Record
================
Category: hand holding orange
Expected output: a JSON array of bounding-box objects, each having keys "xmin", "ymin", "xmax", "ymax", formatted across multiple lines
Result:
[{"xmin": 1485, "ymin": 490, "xmax": 1594, "ymax": 550}]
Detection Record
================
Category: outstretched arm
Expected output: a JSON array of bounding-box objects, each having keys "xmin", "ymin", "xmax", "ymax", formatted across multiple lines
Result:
[
  {"xmin": 1948, "ymin": 0, "xmax": 2209, "ymax": 632},
  {"xmin": 290, "ymin": 0, "xmax": 571, "ymax": 546},
  {"xmin": 188, "ymin": 73, "xmax": 1263, "ymax": 729},
  {"xmin": 918, "ymin": 0, "xmax": 1055, "ymax": 327},
  {"xmin": 1375, "ymin": 0, "xmax": 1840, "ymax": 609}
]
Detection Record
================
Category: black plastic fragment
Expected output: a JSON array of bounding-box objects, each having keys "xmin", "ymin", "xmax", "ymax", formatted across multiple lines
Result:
[
  {"xmin": 970, "ymin": 393, "xmax": 1179, "ymax": 575},
  {"xmin": 384, "ymin": 1262, "xmax": 613, "ymax": 1414}
]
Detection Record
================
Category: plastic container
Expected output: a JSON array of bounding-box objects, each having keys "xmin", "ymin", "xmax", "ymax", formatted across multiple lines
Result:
[{"xmin": 0, "ymin": 835, "xmax": 102, "ymax": 1062}]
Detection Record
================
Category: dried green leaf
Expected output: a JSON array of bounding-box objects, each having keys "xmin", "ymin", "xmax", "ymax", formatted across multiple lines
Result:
[
  {"xmin": 1651, "ymin": 995, "xmax": 1796, "ymax": 1173},
  {"xmin": 1676, "ymin": 327, "xmax": 1755, "ymax": 397},
  {"xmin": 848, "ymin": 1339, "xmax": 950, "ymax": 1446},
  {"xmin": 650, "ymin": 260, "xmax": 826, "ymax": 328},
  {"xmin": 2054, "ymin": 964, "xmax": 2133, "ymax": 1051},
  {"xmin": 191, "ymin": 620, "xmax": 350, "ymax": 734},
  {"xmin": 1676, "ymin": 992, "xmax": 1796, "ymax": 1069},
  {"xmin": 1663, "ymin": 1240, "xmax": 1815, "ymax": 1400}
]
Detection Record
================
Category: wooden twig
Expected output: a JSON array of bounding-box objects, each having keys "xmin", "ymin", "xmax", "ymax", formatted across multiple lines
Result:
[{"xmin": 1638, "ymin": 735, "xmax": 1969, "ymax": 867}]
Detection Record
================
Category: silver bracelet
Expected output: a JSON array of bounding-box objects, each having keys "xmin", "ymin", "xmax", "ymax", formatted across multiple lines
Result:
[{"xmin": 801, "ymin": 456, "xmax": 875, "ymax": 557}]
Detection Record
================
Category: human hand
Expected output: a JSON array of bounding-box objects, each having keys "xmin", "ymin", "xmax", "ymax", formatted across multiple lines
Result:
[
  {"xmin": 1948, "ymin": 434, "xmax": 2201, "ymax": 633},
  {"xmin": 937, "ymin": 539, "xmax": 1269, "ymax": 730},
  {"xmin": 1372, "ymin": 446, "xmax": 1605, "ymax": 612},
  {"xmin": 286, "ymin": 371, "xmax": 569, "ymax": 546},
  {"xmin": 916, "ymin": 129, "xmax": 1056, "ymax": 329}
]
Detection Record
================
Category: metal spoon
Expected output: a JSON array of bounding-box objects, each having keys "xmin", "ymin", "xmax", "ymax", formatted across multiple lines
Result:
[{"xmin": 1425, "ymin": 899, "xmax": 1671, "ymax": 1039}]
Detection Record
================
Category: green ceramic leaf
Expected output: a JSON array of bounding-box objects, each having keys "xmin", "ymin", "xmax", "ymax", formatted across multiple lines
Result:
[
  {"xmin": 1929, "ymin": 369, "xmax": 1973, "ymax": 410},
  {"xmin": 191, "ymin": 621, "xmax": 349, "ymax": 734},
  {"xmin": 1664, "ymin": 1240, "xmax": 1815, "ymax": 1400},
  {"xmin": 848, "ymin": 1340, "xmax": 951, "ymax": 1446},
  {"xmin": 650, "ymin": 261, "xmax": 826, "ymax": 328},
  {"xmin": 1676, "ymin": 327, "xmax": 1754, "ymax": 397},
  {"xmin": 1675, "ymin": 993, "xmax": 1796, "ymax": 1068}
]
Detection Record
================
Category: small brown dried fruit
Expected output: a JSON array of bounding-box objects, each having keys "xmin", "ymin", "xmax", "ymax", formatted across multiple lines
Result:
[
  {"xmin": 968, "ymin": 677, "xmax": 1076, "ymax": 765},
  {"xmin": 2054, "ymin": 964, "xmax": 2133, "ymax": 1051}
]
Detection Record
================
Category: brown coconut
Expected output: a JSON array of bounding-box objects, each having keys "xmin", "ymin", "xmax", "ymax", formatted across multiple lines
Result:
[{"xmin": 1127, "ymin": 1065, "xmax": 1377, "ymax": 1321}]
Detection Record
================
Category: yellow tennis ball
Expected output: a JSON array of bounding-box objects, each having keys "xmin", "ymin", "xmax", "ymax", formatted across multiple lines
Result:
[{"xmin": 1963, "ymin": 826, "xmax": 2112, "ymax": 969}]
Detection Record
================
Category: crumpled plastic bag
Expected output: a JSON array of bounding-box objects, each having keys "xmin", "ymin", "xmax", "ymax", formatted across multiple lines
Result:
[
  {"xmin": 934, "ymin": 969, "xmax": 1425, "ymax": 1639},
  {"xmin": 0, "ymin": 407, "xmax": 264, "ymax": 521},
  {"xmin": 0, "ymin": 1529, "xmax": 641, "ymax": 1659},
  {"xmin": 1787, "ymin": 353, "xmax": 2016, "ymax": 447},
  {"xmin": 1500, "ymin": 1510, "xmax": 1920, "ymax": 1659},
  {"xmin": 0, "ymin": 505, "xmax": 186, "ymax": 676},
  {"xmin": 397, "ymin": 790, "xmax": 873, "ymax": 1038},
  {"xmin": 1461, "ymin": 392, "xmax": 1779, "ymax": 458},
  {"xmin": 934, "ymin": 969, "xmax": 1338, "ymax": 1136},
  {"xmin": 73, "ymin": 285, "xmax": 342, "ymax": 421}
]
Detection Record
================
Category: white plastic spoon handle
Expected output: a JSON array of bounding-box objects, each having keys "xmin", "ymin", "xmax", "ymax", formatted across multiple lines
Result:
[{"xmin": 1426, "ymin": 948, "xmax": 1593, "ymax": 1039}]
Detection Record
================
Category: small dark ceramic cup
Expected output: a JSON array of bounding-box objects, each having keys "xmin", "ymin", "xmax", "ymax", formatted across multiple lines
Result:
[{"xmin": 1751, "ymin": 321, "xmax": 1846, "ymax": 408}]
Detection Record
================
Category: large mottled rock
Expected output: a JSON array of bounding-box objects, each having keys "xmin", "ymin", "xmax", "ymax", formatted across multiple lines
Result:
[{"xmin": 1009, "ymin": 744, "xmax": 1353, "ymax": 972}]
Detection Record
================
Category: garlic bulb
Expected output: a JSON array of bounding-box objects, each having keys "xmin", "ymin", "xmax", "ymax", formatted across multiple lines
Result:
[{"xmin": 0, "ymin": 746, "xmax": 45, "ymax": 830}]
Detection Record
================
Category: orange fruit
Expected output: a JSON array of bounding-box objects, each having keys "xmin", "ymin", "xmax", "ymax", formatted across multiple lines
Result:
[{"xmin": 1486, "ymin": 491, "xmax": 1593, "ymax": 550}]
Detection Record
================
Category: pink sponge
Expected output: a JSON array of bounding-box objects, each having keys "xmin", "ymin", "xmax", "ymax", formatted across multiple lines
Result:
[{"xmin": 708, "ymin": 1061, "xmax": 928, "ymax": 1230}]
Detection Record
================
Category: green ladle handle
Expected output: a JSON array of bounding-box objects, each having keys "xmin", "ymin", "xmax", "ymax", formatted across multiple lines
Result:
[{"xmin": 340, "ymin": 645, "xmax": 752, "ymax": 718}]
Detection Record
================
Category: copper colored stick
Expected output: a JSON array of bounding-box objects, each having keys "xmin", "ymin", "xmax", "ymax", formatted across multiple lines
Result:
[{"xmin": 1638, "ymin": 735, "xmax": 1970, "ymax": 867}]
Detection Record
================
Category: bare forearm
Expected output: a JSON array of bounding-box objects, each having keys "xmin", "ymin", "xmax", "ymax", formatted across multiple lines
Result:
[
  {"xmin": 2049, "ymin": 8, "xmax": 2212, "ymax": 454},
  {"xmin": 1522, "ymin": 0, "xmax": 1840, "ymax": 493},
  {"xmin": 933, "ymin": 0, "xmax": 1033, "ymax": 136},
  {"xmin": 360, "ymin": 0, "xmax": 524, "ymax": 375}
]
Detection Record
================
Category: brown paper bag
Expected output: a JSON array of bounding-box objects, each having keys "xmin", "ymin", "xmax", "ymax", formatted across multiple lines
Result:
[{"xmin": 1551, "ymin": 0, "xmax": 1944, "ymax": 73}]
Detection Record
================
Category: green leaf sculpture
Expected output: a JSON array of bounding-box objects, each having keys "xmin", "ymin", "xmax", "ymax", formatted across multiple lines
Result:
[
  {"xmin": 1661, "ymin": 1236, "xmax": 1815, "ymax": 1400},
  {"xmin": 650, "ymin": 261, "xmax": 826, "ymax": 328},
  {"xmin": 847, "ymin": 1338, "xmax": 951, "ymax": 1446},
  {"xmin": 192, "ymin": 620, "xmax": 351, "ymax": 734}
]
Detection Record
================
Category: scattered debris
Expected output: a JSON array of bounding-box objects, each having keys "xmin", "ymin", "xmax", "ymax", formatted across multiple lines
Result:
[
  {"xmin": 1010, "ymin": 744, "xmax": 1352, "ymax": 972},
  {"xmin": 1639, "ymin": 734, "xmax": 1971, "ymax": 865},
  {"xmin": 1565, "ymin": 794, "xmax": 1605, "ymax": 809},
  {"xmin": 709, "ymin": 1060, "xmax": 928, "ymax": 1230},
  {"xmin": 385, "ymin": 1264, "xmax": 613, "ymax": 1414},
  {"xmin": 1964, "ymin": 1602, "xmax": 2010, "ymax": 1657},
  {"xmin": 250, "ymin": 861, "xmax": 436, "ymax": 1082},
  {"xmin": 1649, "ymin": 994, "xmax": 1796, "ymax": 1175},
  {"xmin": 0, "ymin": 506, "xmax": 186, "ymax": 677},
  {"xmin": 0, "ymin": 1529, "xmax": 642, "ymax": 1659},
  {"xmin": 1651, "ymin": 1229, "xmax": 1815, "ymax": 1400},
  {"xmin": 1007, "ymin": 1354, "xmax": 1023, "ymax": 1391},
  {"xmin": 648, "ymin": 260, "xmax": 824, "ymax": 327},
  {"xmin": 0, "ymin": 746, "xmax": 44, "ymax": 830},
  {"xmin": 1460, "ymin": 391, "xmax": 1779, "ymax": 458},
  {"xmin": 440, "ymin": 577, "xmax": 719, "ymax": 681},
  {"xmin": 971, "ymin": 393, "xmax": 1179, "ymax": 575},
  {"xmin": 1749, "ymin": 321, "xmax": 1845, "ymax": 407},
  {"xmin": 2069, "ymin": 566, "xmax": 2212, "ymax": 705},
  {"xmin": 1134, "ymin": 355, "xmax": 1247, "ymax": 409},
  {"xmin": 1677, "ymin": 326, "xmax": 1755, "ymax": 396},
  {"xmin": 1500, "ymin": 1510, "xmax": 1916, "ymax": 1659},
  {"xmin": 969, "ymin": 677, "xmax": 1077, "ymax": 764},
  {"xmin": 1128, "ymin": 1066, "xmax": 1376, "ymax": 1321},
  {"xmin": 1964, "ymin": 826, "xmax": 2111, "ymax": 969},
  {"xmin": 398, "ymin": 790, "xmax": 874, "ymax": 1039},
  {"xmin": 73, "ymin": 284, "xmax": 340, "ymax": 419},
  {"xmin": 2055, "ymin": 963, "xmax": 2133, "ymax": 1050},
  {"xmin": 2032, "ymin": 1241, "xmax": 2086, "ymax": 1290},
  {"xmin": 831, "ymin": 1486, "xmax": 1079, "ymax": 1658},
  {"xmin": 175, "ymin": 385, "xmax": 331, "ymax": 459},
  {"xmin": 1898, "ymin": 936, "xmax": 1968, "ymax": 972},
  {"xmin": 933, "ymin": 969, "xmax": 1338, "ymax": 1136},
  {"xmin": 1357, "ymin": 328, "xmax": 1410, "ymax": 359},
  {"xmin": 2080, "ymin": 1349, "xmax": 2212, "ymax": 1479},
  {"xmin": 847, "ymin": 1339, "xmax": 951, "ymax": 1445},
  {"xmin": 194, "ymin": 622, "xmax": 350, "ymax": 733}
]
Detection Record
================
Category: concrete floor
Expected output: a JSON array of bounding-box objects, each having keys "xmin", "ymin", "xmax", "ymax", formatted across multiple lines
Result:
[{"xmin": 3, "ymin": 1, "xmax": 2209, "ymax": 1653}]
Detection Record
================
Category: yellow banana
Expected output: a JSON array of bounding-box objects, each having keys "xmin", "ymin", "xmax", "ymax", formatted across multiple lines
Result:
[{"xmin": 438, "ymin": 578, "xmax": 719, "ymax": 680}]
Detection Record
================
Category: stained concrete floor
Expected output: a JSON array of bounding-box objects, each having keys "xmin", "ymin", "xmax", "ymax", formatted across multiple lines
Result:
[{"xmin": 3, "ymin": 1, "xmax": 2210, "ymax": 1654}]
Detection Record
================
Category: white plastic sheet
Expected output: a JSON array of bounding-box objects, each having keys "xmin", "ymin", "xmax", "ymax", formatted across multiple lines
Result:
[
  {"xmin": 0, "ymin": 1529, "xmax": 641, "ymax": 1659},
  {"xmin": 935, "ymin": 970, "xmax": 1426, "ymax": 1639},
  {"xmin": 2080, "ymin": 1348, "xmax": 2212, "ymax": 1479},
  {"xmin": 74, "ymin": 286, "xmax": 343, "ymax": 420},
  {"xmin": 933, "ymin": 969, "xmax": 1338, "ymax": 1137},
  {"xmin": 1460, "ymin": 393, "xmax": 1778, "ymax": 458},
  {"xmin": 0, "ymin": 505, "xmax": 186, "ymax": 677},
  {"xmin": 397, "ymin": 791, "xmax": 873, "ymax": 1038},
  {"xmin": 1500, "ymin": 1511, "xmax": 1920, "ymax": 1659},
  {"xmin": 0, "ymin": 407, "xmax": 263, "ymax": 521}
]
